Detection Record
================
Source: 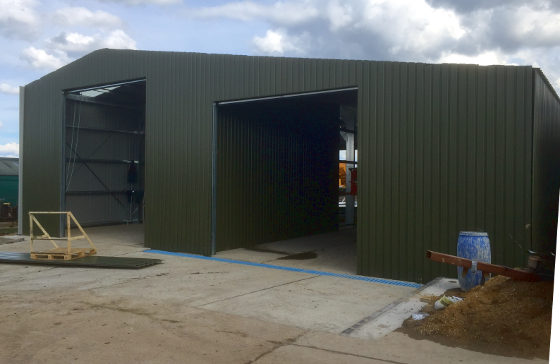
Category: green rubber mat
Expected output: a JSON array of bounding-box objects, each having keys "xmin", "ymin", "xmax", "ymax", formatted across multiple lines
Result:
[{"xmin": 0, "ymin": 252, "xmax": 161, "ymax": 269}]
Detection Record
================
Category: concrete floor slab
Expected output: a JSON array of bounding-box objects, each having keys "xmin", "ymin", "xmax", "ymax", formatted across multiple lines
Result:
[
  {"xmin": 91, "ymin": 258, "xmax": 316, "ymax": 307},
  {"xmin": 0, "ymin": 235, "xmax": 24, "ymax": 245},
  {"xmin": 203, "ymin": 275, "xmax": 415, "ymax": 333},
  {"xmin": 0, "ymin": 225, "xmax": 415, "ymax": 335},
  {"xmin": 215, "ymin": 248, "xmax": 286, "ymax": 263},
  {"xmin": 217, "ymin": 227, "xmax": 357, "ymax": 274},
  {"xmin": 0, "ymin": 225, "xmax": 544, "ymax": 362},
  {"xmin": 345, "ymin": 278, "xmax": 460, "ymax": 339},
  {"xmin": 295, "ymin": 331, "xmax": 544, "ymax": 364},
  {"xmin": 255, "ymin": 344, "xmax": 387, "ymax": 364}
]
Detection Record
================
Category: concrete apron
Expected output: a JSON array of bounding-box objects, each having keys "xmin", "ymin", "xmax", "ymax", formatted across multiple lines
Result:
[
  {"xmin": 0, "ymin": 224, "xmax": 453, "ymax": 339},
  {"xmin": 149, "ymin": 249, "xmax": 457, "ymax": 339}
]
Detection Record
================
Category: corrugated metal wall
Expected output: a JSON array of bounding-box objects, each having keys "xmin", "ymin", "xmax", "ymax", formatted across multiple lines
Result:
[
  {"xmin": 358, "ymin": 63, "xmax": 534, "ymax": 282},
  {"xmin": 0, "ymin": 157, "xmax": 18, "ymax": 206},
  {"xmin": 0, "ymin": 176, "xmax": 18, "ymax": 205},
  {"xmin": 23, "ymin": 79, "xmax": 66, "ymax": 231},
  {"xmin": 23, "ymin": 50, "xmax": 358, "ymax": 255},
  {"xmin": 22, "ymin": 50, "xmax": 558, "ymax": 282},
  {"xmin": 532, "ymin": 69, "xmax": 560, "ymax": 254},
  {"xmin": 217, "ymin": 100, "xmax": 339, "ymax": 251}
]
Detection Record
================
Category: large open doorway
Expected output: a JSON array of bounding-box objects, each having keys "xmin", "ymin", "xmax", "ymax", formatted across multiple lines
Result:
[
  {"xmin": 63, "ymin": 79, "xmax": 146, "ymax": 240},
  {"xmin": 213, "ymin": 88, "xmax": 358, "ymax": 273}
]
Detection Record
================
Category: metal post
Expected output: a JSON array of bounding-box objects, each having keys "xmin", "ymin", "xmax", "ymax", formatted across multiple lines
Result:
[
  {"xmin": 29, "ymin": 213, "xmax": 33, "ymax": 252},
  {"xmin": 344, "ymin": 133, "xmax": 355, "ymax": 225},
  {"xmin": 66, "ymin": 213, "xmax": 71, "ymax": 254},
  {"xmin": 211, "ymin": 103, "xmax": 218, "ymax": 255},
  {"xmin": 18, "ymin": 86, "xmax": 24, "ymax": 235},
  {"xmin": 60, "ymin": 94, "xmax": 66, "ymax": 236}
]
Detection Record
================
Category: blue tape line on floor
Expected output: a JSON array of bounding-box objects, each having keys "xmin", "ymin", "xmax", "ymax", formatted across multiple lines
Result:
[{"xmin": 144, "ymin": 249, "xmax": 423, "ymax": 289}]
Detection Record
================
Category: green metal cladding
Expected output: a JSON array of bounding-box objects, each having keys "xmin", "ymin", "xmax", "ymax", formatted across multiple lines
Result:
[
  {"xmin": 22, "ymin": 49, "xmax": 560, "ymax": 283},
  {"xmin": 532, "ymin": 70, "xmax": 560, "ymax": 255}
]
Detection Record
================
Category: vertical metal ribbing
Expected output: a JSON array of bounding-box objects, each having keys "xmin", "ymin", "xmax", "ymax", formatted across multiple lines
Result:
[
  {"xmin": 18, "ymin": 86, "xmax": 25, "ymax": 235},
  {"xmin": 211, "ymin": 102, "xmax": 218, "ymax": 255},
  {"xmin": 22, "ymin": 50, "xmax": 552, "ymax": 282},
  {"xmin": 60, "ymin": 93, "xmax": 66, "ymax": 235}
]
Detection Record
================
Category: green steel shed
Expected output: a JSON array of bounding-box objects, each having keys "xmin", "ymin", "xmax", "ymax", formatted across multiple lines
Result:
[
  {"xmin": 20, "ymin": 49, "xmax": 560, "ymax": 283},
  {"xmin": 0, "ymin": 157, "xmax": 19, "ymax": 206}
]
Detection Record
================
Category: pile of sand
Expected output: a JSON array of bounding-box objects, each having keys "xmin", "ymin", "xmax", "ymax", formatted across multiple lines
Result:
[{"xmin": 401, "ymin": 276, "xmax": 554, "ymax": 359}]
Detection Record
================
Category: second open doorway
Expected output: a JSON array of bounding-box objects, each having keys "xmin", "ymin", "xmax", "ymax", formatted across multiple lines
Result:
[{"xmin": 213, "ymin": 88, "xmax": 358, "ymax": 273}]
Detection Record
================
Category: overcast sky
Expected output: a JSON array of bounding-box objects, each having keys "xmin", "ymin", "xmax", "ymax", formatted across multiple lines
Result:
[{"xmin": 1, "ymin": 0, "xmax": 559, "ymax": 157}]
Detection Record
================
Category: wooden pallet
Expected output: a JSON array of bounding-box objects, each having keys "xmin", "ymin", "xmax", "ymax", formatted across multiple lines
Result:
[
  {"xmin": 29, "ymin": 211, "xmax": 97, "ymax": 261},
  {"xmin": 30, "ymin": 247, "xmax": 97, "ymax": 261}
]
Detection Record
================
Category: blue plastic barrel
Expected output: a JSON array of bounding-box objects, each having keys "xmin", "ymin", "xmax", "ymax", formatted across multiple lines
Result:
[{"xmin": 457, "ymin": 231, "xmax": 491, "ymax": 291}]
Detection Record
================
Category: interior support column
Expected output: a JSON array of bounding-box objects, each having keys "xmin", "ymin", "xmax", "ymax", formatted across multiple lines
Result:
[{"xmin": 344, "ymin": 133, "xmax": 355, "ymax": 225}]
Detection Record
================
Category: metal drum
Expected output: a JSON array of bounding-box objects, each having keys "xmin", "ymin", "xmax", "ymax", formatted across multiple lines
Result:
[{"xmin": 457, "ymin": 231, "xmax": 491, "ymax": 291}]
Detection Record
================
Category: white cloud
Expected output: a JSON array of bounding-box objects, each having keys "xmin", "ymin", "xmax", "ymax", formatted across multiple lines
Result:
[
  {"xmin": 5, "ymin": 0, "xmax": 560, "ymax": 95},
  {"xmin": 52, "ymin": 7, "xmax": 122, "ymax": 28},
  {"xmin": 49, "ymin": 32, "xmax": 96, "ymax": 54},
  {"xmin": 0, "ymin": 83, "xmax": 19, "ymax": 95},
  {"xmin": 16, "ymin": 5, "xmax": 135, "ymax": 71},
  {"xmin": 23, "ymin": 29, "xmax": 137, "ymax": 70},
  {"xmin": 0, "ymin": 142, "xmax": 19, "ymax": 157},
  {"xmin": 427, "ymin": 0, "xmax": 555, "ymax": 14},
  {"xmin": 21, "ymin": 47, "xmax": 69, "ymax": 70},
  {"xmin": 325, "ymin": 1, "xmax": 355, "ymax": 31},
  {"xmin": 189, "ymin": 1, "xmax": 319, "ymax": 26},
  {"xmin": 100, "ymin": 29, "xmax": 137, "ymax": 49},
  {"xmin": 50, "ymin": 29, "xmax": 137, "ymax": 54},
  {"xmin": 100, "ymin": 0, "xmax": 181, "ymax": 5},
  {"xmin": 458, "ymin": 4, "xmax": 560, "ymax": 53},
  {"xmin": 253, "ymin": 30, "xmax": 304, "ymax": 55},
  {"xmin": 0, "ymin": 0, "xmax": 39, "ymax": 39},
  {"xmin": 507, "ymin": 6, "xmax": 560, "ymax": 47},
  {"xmin": 358, "ymin": 0, "xmax": 466, "ymax": 57},
  {"xmin": 438, "ymin": 50, "xmax": 511, "ymax": 66},
  {"xmin": 192, "ymin": 0, "xmax": 466, "ymax": 59},
  {"xmin": 0, "ymin": 121, "xmax": 3, "ymax": 129},
  {"xmin": 190, "ymin": 0, "xmax": 560, "ymax": 93}
]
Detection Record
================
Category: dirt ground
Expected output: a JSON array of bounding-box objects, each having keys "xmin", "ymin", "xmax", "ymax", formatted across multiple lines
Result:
[
  {"xmin": 0, "ymin": 227, "xmax": 549, "ymax": 363},
  {"xmin": 400, "ymin": 276, "xmax": 554, "ymax": 360},
  {"xmin": 1, "ymin": 287, "xmax": 545, "ymax": 364},
  {"xmin": 0, "ymin": 288, "xmax": 305, "ymax": 363}
]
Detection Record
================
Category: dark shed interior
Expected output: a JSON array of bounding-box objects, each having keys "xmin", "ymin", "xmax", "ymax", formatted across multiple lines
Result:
[{"xmin": 216, "ymin": 90, "xmax": 357, "ymax": 252}]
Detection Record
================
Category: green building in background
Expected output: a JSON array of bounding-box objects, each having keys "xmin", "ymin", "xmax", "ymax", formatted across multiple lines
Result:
[{"xmin": 0, "ymin": 158, "xmax": 18, "ymax": 206}]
